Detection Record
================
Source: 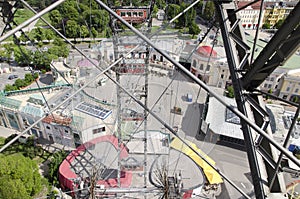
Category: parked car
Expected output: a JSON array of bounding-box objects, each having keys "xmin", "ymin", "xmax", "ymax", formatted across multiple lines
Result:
[
  {"xmin": 24, "ymin": 66, "xmax": 33, "ymax": 71},
  {"xmin": 8, "ymin": 74, "xmax": 18, "ymax": 80}
]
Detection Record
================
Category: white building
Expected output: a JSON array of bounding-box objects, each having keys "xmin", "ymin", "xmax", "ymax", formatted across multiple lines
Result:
[
  {"xmin": 190, "ymin": 45, "xmax": 231, "ymax": 88},
  {"xmin": 237, "ymin": 1, "xmax": 265, "ymax": 29}
]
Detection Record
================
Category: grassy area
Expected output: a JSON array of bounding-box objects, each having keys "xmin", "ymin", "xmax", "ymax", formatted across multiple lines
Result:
[
  {"xmin": 14, "ymin": 8, "xmax": 35, "ymax": 25},
  {"xmin": 36, "ymin": 13, "xmax": 51, "ymax": 27},
  {"xmin": 0, "ymin": 137, "xmax": 5, "ymax": 145},
  {"xmin": 0, "ymin": 135, "xmax": 51, "ymax": 164}
]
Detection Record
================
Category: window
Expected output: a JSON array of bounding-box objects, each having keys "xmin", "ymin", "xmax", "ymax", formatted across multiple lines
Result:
[
  {"xmin": 268, "ymin": 84, "xmax": 272, "ymax": 88},
  {"xmin": 46, "ymin": 126, "xmax": 51, "ymax": 130},
  {"xmin": 221, "ymin": 74, "xmax": 224, "ymax": 79},
  {"xmin": 286, "ymin": 87, "xmax": 290, "ymax": 92},
  {"xmin": 296, "ymin": 89, "xmax": 299, "ymax": 93},
  {"xmin": 270, "ymin": 77, "xmax": 274, "ymax": 81},
  {"xmin": 264, "ymin": 84, "xmax": 268, "ymax": 88},
  {"xmin": 193, "ymin": 60, "xmax": 197, "ymax": 67},
  {"xmin": 200, "ymin": 64, "xmax": 204, "ymax": 70},
  {"xmin": 206, "ymin": 65, "xmax": 211, "ymax": 71},
  {"xmin": 65, "ymin": 129, "xmax": 69, "ymax": 134},
  {"xmin": 93, "ymin": 127, "xmax": 106, "ymax": 134},
  {"xmin": 121, "ymin": 12, "xmax": 125, "ymax": 17}
]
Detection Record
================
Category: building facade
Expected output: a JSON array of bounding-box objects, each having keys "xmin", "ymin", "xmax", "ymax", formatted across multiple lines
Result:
[
  {"xmin": 237, "ymin": 1, "xmax": 265, "ymax": 29},
  {"xmin": 263, "ymin": 2, "xmax": 295, "ymax": 27},
  {"xmin": 277, "ymin": 70, "xmax": 300, "ymax": 102}
]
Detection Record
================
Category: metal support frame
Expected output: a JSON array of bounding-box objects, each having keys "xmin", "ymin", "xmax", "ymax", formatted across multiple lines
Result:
[
  {"xmin": 242, "ymin": 1, "xmax": 300, "ymax": 90},
  {"xmin": 214, "ymin": 2, "xmax": 265, "ymax": 198},
  {"xmin": 0, "ymin": 0, "xmax": 300, "ymax": 198},
  {"xmin": 94, "ymin": 0, "xmax": 300, "ymax": 197},
  {"xmin": 269, "ymin": 102, "xmax": 300, "ymax": 189}
]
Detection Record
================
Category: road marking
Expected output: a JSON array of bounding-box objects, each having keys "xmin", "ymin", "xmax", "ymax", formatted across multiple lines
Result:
[{"xmin": 241, "ymin": 182, "xmax": 246, "ymax": 189}]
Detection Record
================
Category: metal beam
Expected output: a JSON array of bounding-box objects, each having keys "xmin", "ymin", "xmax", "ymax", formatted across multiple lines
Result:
[{"xmin": 214, "ymin": 2, "xmax": 265, "ymax": 198}]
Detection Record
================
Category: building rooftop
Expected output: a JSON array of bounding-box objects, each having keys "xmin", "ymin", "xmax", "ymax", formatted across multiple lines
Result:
[
  {"xmin": 196, "ymin": 45, "xmax": 217, "ymax": 58},
  {"xmin": 237, "ymin": 0, "xmax": 263, "ymax": 10},
  {"xmin": 245, "ymin": 34, "xmax": 300, "ymax": 70},
  {"xmin": 206, "ymin": 96, "xmax": 244, "ymax": 140}
]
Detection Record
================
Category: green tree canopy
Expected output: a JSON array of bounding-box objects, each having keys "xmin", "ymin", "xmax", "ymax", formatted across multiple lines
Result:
[
  {"xmin": 166, "ymin": 4, "xmax": 181, "ymax": 22},
  {"xmin": 203, "ymin": 1, "xmax": 215, "ymax": 20},
  {"xmin": 225, "ymin": 85, "xmax": 235, "ymax": 98},
  {"xmin": 49, "ymin": 10, "xmax": 62, "ymax": 29},
  {"xmin": 48, "ymin": 150, "xmax": 68, "ymax": 185},
  {"xmin": 262, "ymin": 23, "xmax": 271, "ymax": 29},
  {"xmin": 189, "ymin": 22, "xmax": 201, "ymax": 37},
  {"xmin": 14, "ymin": 45, "xmax": 33, "ymax": 66},
  {"xmin": 274, "ymin": 19, "xmax": 284, "ymax": 29},
  {"xmin": 31, "ymin": 27, "xmax": 45, "ymax": 42},
  {"xmin": 65, "ymin": 20, "xmax": 79, "ymax": 39},
  {"xmin": 0, "ymin": 153, "xmax": 43, "ymax": 198},
  {"xmin": 4, "ymin": 84, "xmax": 17, "ymax": 91}
]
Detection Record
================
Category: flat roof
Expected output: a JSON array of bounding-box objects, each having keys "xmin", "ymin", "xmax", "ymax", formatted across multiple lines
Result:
[
  {"xmin": 206, "ymin": 96, "xmax": 244, "ymax": 140},
  {"xmin": 245, "ymin": 34, "xmax": 300, "ymax": 70}
]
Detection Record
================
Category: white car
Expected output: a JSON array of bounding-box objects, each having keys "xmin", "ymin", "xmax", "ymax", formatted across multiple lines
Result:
[{"xmin": 24, "ymin": 66, "xmax": 33, "ymax": 71}]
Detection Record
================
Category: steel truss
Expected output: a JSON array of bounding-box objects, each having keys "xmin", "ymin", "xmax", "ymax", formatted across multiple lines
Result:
[{"xmin": 0, "ymin": 0, "xmax": 300, "ymax": 198}]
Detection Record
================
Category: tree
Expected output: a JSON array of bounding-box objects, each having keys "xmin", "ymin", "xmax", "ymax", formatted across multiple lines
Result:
[
  {"xmin": 155, "ymin": 0, "xmax": 166, "ymax": 9},
  {"xmin": 47, "ymin": 150, "xmax": 68, "ymax": 186},
  {"xmin": 225, "ymin": 85, "xmax": 235, "ymax": 98},
  {"xmin": 0, "ymin": 44, "xmax": 14, "ymax": 61},
  {"xmin": 44, "ymin": 29, "xmax": 55, "ymax": 42},
  {"xmin": 189, "ymin": 22, "xmax": 201, "ymax": 38},
  {"xmin": 91, "ymin": 27, "xmax": 98, "ymax": 38},
  {"xmin": 14, "ymin": 46, "xmax": 33, "ymax": 66},
  {"xmin": 177, "ymin": 3, "xmax": 196, "ymax": 28},
  {"xmin": 262, "ymin": 23, "xmax": 271, "ymax": 29},
  {"xmin": 274, "ymin": 19, "xmax": 284, "ymax": 29},
  {"xmin": 25, "ymin": 73, "xmax": 35, "ymax": 83},
  {"xmin": 79, "ymin": 25, "xmax": 89, "ymax": 38},
  {"xmin": 13, "ymin": 78, "xmax": 27, "ymax": 89},
  {"xmin": 166, "ymin": 4, "xmax": 181, "ymax": 22},
  {"xmin": 65, "ymin": 20, "xmax": 79, "ymax": 39},
  {"xmin": 49, "ymin": 10, "xmax": 62, "ymax": 29},
  {"xmin": 64, "ymin": 5, "xmax": 79, "ymax": 21},
  {"xmin": 4, "ymin": 84, "xmax": 17, "ymax": 91},
  {"xmin": 0, "ymin": 153, "xmax": 43, "ymax": 198},
  {"xmin": 0, "ymin": 178, "xmax": 30, "ymax": 199},
  {"xmin": 32, "ymin": 27, "xmax": 45, "ymax": 42},
  {"xmin": 203, "ymin": 1, "xmax": 215, "ymax": 20}
]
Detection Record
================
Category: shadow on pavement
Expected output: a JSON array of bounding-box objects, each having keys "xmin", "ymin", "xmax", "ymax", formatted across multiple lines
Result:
[{"xmin": 39, "ymin": 73, "xmax": 54, "ymax": 85}]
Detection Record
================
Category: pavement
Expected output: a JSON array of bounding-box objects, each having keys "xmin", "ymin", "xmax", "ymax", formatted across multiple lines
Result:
[{"xmin": 0, "ymin": 125, "xmax": 16, "ymax": 138}]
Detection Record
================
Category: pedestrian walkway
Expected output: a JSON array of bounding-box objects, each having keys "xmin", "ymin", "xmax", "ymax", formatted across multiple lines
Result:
[{"xmin": 0, "ymin": 126, "xmax": 17, "ymax": 138}]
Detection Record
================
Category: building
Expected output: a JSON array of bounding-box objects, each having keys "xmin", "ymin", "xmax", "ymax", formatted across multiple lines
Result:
[
  {"xmin": 263, "ymin": 1, "xmax": 295, "ymax": 27},
  {"xmin": 260, "ymin": 68, "xmax": 287, "ymax": 94},
  {"xmin": 190, "ymin": 45, "xmax": 231, "ymax": 88},
  {"xmin": 204, "ymin": 95, "xmax": 245, "ymax": 145},
  {"xmin": 277, "ymin": 69, "xmax": 300, "ymax": 101},
  {"xmin": 237, "ymin": 1, "xmax": 265, "ymax": 29},
  {"xmin": 156, "ymin": 9, "xmax": 165, "ymax": 21}
]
